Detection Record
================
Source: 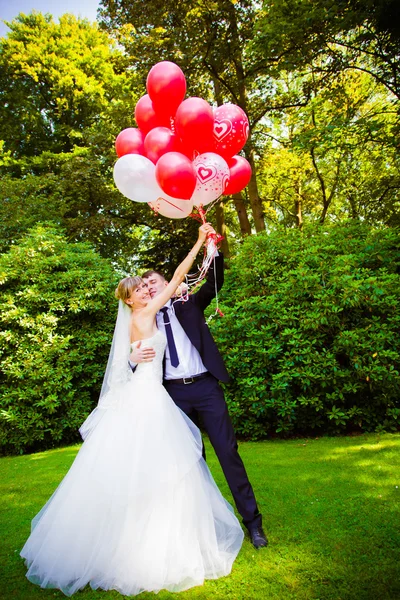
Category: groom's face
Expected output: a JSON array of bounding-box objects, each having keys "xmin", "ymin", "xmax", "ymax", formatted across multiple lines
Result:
[{"xmin": 143, "ymin": 273, "xmax": 168, "ymax": 299}]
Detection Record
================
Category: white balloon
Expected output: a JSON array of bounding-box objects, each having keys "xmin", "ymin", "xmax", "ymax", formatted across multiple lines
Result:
[
  {"xmin": 148, "ymin": 196, "xmax": 193, "ymax": 219},
  {"xmin": 191, "ymin": 152, "xmax": 230, "ymax": 207},
  {"xmin": 113, "ymin": 154, "xmax": 160, "ymax": 203}
]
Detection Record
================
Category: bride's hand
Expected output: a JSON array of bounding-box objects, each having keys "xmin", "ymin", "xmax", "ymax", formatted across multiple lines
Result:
[{"xmin": 198, "ymin": 223, "xmax": 216, "ymax": 243}]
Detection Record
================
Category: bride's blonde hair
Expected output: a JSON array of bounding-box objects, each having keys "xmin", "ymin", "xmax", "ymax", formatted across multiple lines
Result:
[{"xmin": 115, "ymin": 276, "xmax": 143, "ymax": 303}]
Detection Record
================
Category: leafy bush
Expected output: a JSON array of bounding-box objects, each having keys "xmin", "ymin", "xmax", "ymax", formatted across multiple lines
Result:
[
  {"xmin": 209, "ymin": 223, "xmax": 400, "ymax": 438},
  {"xmin": 0, "ymin": 224, "xmax": 118, "ymax": 454}
]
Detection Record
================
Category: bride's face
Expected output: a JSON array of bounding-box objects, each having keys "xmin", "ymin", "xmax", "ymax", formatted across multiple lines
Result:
[{"xmin": 126, "ymin": 282, "xmax": 150, "ymax": 308}]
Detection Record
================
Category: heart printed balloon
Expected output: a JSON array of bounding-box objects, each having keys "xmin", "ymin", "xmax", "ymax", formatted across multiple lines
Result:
[
  {"xmin": 213, "ymin": 104, "xmax": 249, "ymax": 159},
  {"xmin": 191, "ymin": 152, "xmax": 230, "ymax": 207}
]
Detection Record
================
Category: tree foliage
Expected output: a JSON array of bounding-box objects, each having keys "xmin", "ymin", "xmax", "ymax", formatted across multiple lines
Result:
[
  {"xmin": 0, "ymin": 13, "xmax": 204, "ymax": 272},
  {"xmin": 257, "ymin": 69, "xmax": 400, "ymax": 227},
  {"xmin": 99, "ymin": 0, "xmax": 276, "ymax": 233},
  {"xmin": 0, "ymin": 224, "xmax": 118, "ymax": 454},
  {"xmin": 98, "ymin": 0, "xmax": 400, "ymax": 232},
  {"xmin": 1, "ymin": 4, "xmax": 400, "ymax": 449},
  {"xmin": 209, "ymin": 223, "xmax": 400, "ymax": 438},
  {"xmin": 0, "ymin": 12, "xmax": 125, "ymax": 157},
  {"xmin": 254, "ymin": 0, "xmax": 400, "ymax": 99}
]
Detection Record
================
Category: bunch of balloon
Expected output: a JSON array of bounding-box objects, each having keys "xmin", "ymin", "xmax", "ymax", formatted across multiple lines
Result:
[{"xmin": 113, "ymin": 60, "xmax": 252, "ymax": 220}]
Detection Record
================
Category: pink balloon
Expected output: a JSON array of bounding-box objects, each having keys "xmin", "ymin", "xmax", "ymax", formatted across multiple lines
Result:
[
  {"xmin": 155, "ymin": 152, "xmax": 196, "ymax": 200},
  {"xmin": 115, "ymin": 128, "xmax": 144, "ymax": 157},
  {"xmin": 175, "ymin": 98, "xmax": 214, "ymax": 155},
  {"xmin": 224, "ymin": 155, "xmax": 252, "ymax": 195},
  {"xmin": 213, "ymin": 104, "xmax": 249, "ymax": 159},
  {"xmin": 146, "ymin": 61, "xmax": 186, "ymax": 117},
  {"xmin": 148, "ymin": 196, "xmax": 194, "ymax": 219},
  {"xmin": 191, "ymin": 152, "xmax": 230, "ymax": 207},
  {"xmin": 144, "ymin": 127, "xmax": 180, "ymax": 164},
  {"xmin": 135, "ymin": 94, "xmax": 170, "ymax": 134}
]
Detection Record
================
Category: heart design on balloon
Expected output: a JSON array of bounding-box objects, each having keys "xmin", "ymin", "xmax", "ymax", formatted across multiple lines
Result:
[
  {"xmin": 214, "ymin": 120, "xmax": 232, "ymax": 141},
  {"xmin": 222, "ymin": 173, "xmax": 230, "ymax": 192},
  {"xmin": 197, "ymin": 164, "xmax": 217, "ymax": 184},
  {"xmin": 191, "ymin": 152, "xmax": 230, "ymax": 207},
  {"xmin": 213, "ymin": 104, "xmax": 249, "ymax": 158},
  {"xmin": 243, "ymin": 120, "xmax": 249, "ymax": 141}
]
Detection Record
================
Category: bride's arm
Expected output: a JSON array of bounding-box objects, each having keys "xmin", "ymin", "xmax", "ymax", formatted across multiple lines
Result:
[{"xmin": 143, "ymin": 223, "xmax": 214, "ymax": 316}]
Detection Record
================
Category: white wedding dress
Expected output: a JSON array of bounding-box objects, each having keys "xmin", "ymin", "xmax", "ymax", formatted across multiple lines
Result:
[{"xmin": 21, "ymin": 329, "xmax": 244, "ymax": 596}]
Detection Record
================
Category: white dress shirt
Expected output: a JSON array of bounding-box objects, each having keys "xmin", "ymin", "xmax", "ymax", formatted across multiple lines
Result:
[{"xmin": 157, "ymin": 301, "xmax": 207, "ymax": 380}]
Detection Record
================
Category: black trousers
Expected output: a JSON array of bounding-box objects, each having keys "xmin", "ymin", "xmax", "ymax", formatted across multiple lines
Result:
[{"xmin": 164, "ymin": 374, "xmax": 262, "ymax": 530}]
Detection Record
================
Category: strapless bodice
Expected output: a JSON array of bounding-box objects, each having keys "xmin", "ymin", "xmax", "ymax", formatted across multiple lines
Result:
[{"xmin": 130, "ymin": 330, "xmax": 166, "ymax": 382}]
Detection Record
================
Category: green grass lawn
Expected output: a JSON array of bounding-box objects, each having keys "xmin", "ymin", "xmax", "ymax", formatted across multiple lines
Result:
[{"xmin": 1, "ymin": 433, "xmax": 399, "ymax": 600}]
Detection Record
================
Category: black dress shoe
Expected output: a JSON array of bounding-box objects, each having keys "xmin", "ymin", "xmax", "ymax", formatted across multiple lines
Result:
[{"xmin": 249, "ymin": 527, "xmax": 268, "ymax": 549}]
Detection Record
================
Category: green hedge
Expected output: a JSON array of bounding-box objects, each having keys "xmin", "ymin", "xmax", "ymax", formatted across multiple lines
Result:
[
  {"xmin": 209, "ymin": 223, "xmax": 400, "ymax": 438},
  {"xmin": 3, "ymin": 222, "xmax": 399, "ymax": 452},
  {"xmin": 0, "ymin": 224, "xmax": 118, "ymax": 454}
]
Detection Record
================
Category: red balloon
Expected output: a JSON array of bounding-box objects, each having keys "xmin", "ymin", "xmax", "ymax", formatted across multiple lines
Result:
[
  {"xmin": 155, "ymin": 152, "xmax": 196, "ymax": 200},
  {"xmin": 181, "ymin": 136, "xmax": 216, "ymax": 160},
  {"xmin": 146, "ymin": 61, "xmax": 186, "ymax": 117},
  {"xmin": 213, "ymin": 104, "xmax": 249, "ymax": 159},
  {"xmin": 144, "ymin": 127, "xmax": 180, "ymax": 164},
  {"xmin": 224, "ymin": 156, "xmax": 252, "ymax": 195},
  {"xmin": 115, "ymin": 128, "xmax": 144, "ymax": 157},
  {"xmin": 175, "ymin": 97, "xmax": 214, "ymax": 155},
  {"xmin": 135, "ymin": 94, "xmax": 170, "ymax": 134}
]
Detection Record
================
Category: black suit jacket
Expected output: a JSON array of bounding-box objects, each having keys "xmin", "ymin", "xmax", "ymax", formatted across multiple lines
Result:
[{"xmin": 172, "ymin": 254, "xmax": 230, "ymax": 383}]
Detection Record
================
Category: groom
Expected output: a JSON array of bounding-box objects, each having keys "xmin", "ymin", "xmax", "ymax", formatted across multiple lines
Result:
[{"xmin": 130, "ymin": 245, "xmax": 268, "ymax": 549}]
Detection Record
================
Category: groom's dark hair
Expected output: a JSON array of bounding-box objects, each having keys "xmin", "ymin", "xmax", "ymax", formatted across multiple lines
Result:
[{"xmin": 141, "ymin": 270, "xmax": 166, "ymax": 281}]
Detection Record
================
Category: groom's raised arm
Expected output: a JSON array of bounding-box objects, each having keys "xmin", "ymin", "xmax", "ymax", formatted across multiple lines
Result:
[{"xmin": 192, "ymin": 253, "xmax": 224, "ymax": 312}]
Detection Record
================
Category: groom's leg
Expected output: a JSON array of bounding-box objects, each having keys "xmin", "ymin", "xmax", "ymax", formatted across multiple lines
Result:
[
  {"xmin": 197, "ymin": 377, "xmax": 262, "ymax": 530},
  {"xmin": 163, "ymin": 384, "xmax": 206, "ymax": 460},
  {"xmin": 165, "ymin": 376, "xmax": 262, "ymax": 529}
]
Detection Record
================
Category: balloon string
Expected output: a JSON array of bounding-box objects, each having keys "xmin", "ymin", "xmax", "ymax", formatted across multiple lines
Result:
[
  {"xmin": 188, "ymin": 199, "xmax": 221, "ymax": 224},
  {"xmin": 172, "ymin": 228, "xmax": 224, "ymax": 321},
  {"xmin": 168, "ymin": 202, "xmax": 224, "ymax": 319}
]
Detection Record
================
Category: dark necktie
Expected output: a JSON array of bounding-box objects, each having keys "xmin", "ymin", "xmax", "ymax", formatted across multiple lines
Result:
[{"xmin": 160, "ymin": 307, "xmax": 180, "ymax": 367}]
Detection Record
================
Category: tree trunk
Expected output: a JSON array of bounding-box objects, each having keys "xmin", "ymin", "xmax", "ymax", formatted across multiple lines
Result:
[
  {"xmin": 215, "ymin": 200, "xmax": 230, "ymax": 257},
  {"xmin": 295, "ymin": 183, "xmax": 303, "ymax": 230},
  {"xmin": 348, "ymin": 194, "xmax": 359, "ymax": 219},
  {"xmin": 213, "ymin": 76, "xmax": 252, "ymax": 239},
  {"xmin": 224, "ymin": 2, "xmax": 266, "ymax": 233},
  {"xmin": 245, "ymin": 142, "xmax": 266, "ymax": 232},
  {"xmin": 232, "ymin": 193, "xmax": 252, "ymax": 236}
]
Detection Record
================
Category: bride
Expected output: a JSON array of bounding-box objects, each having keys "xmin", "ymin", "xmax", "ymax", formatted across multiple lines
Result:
[{"xmin": 20, "ymin": 223, "xmax": 244, "ymax": 597}]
